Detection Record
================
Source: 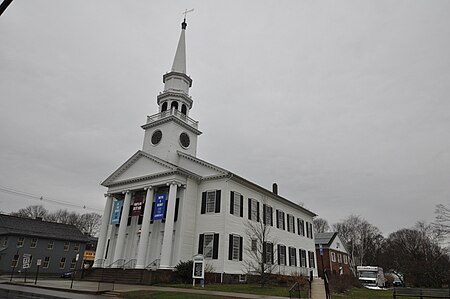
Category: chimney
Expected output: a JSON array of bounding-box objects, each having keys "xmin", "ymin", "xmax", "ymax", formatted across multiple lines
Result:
[{"xmin": 272, "ymin": 183, "xmax": 278, "ymax": 195}]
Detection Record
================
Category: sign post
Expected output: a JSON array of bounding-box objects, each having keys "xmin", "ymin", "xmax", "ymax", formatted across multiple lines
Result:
[
  {"xmin": 192, "ymin": 254, "xmax": 205, "ymax": 287},
  {"xmin": 22, "ymin": 253, "xmax": 31, "ymax": 283},
  {"xmin": 35, "ymin": 258, "xmax": 42, "ymax": 285},
  {"xmin": 10, "ymin": 252, "xmax": 19, "ymax": 282},
  {"xmin": 70, "ymin": 254, "xmax": 79, "ymax": 289}
]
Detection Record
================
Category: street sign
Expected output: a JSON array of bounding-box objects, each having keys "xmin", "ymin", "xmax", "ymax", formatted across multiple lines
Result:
[
  {"xmin": 23, "ymin": 254, "xmax": 32, "ymax": 269},
  {"xmin": 319, "ymin": 244, "xmax": 323, "ymax": 256}
]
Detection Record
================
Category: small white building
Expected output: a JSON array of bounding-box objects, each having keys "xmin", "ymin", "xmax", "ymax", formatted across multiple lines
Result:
[{"xmin": 94, "ymin": 19, "xmax": 318, "ymax": 278}]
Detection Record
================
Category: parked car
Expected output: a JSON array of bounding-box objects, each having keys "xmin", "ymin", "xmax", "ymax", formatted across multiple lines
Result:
[{"xmin": 60, "ymin": 271, "xmax": 73, "ymax": 278}]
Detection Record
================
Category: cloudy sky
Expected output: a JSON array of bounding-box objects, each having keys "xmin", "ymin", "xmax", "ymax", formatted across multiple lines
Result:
[{"xmin": 1, "ymin": 1, "xmax": 449, "ymax": 236}]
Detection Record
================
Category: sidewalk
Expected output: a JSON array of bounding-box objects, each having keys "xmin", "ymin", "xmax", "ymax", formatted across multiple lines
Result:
[{"xmin": 1, "ymin": 276, "xmax": 289, "ymax": 299}]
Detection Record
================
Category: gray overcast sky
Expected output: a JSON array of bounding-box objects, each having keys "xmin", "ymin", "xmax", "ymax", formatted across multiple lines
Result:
[{"xmin": 1, "ymin": 1, "xmax": 449, "ymax": 236}]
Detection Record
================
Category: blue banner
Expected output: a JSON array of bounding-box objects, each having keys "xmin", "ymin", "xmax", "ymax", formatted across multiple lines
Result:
[
  {"xmin": 111, "ymin": 200, "xmax": 123, "ymax": 224},
  {"xmin": 152, "ymin": 193, "xmax": 167, "ymax": 220}
]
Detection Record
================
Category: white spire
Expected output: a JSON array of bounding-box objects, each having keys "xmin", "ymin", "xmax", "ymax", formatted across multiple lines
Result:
[{"xmin": 171, "ymin": 20, "xmax": 187, "ymax": 74}]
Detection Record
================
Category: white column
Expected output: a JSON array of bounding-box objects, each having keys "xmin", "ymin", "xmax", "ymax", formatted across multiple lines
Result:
[
  {"xmin": 159, "ymin": 182, "xmax": 178, "ymax": 269},
  {"xmin": 93, "ymin": 194, "xmax": 113, "ymax": 268},
  {"xmin": 112, "ymin": 190, "xmax": 132, "ymax": 268},
  {"xmin": 135, "ymin": 187, "xmax": 154, "ymax": 269}
]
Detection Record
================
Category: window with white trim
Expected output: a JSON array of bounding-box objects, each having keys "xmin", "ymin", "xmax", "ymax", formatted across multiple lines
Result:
[
  {"xmin": 203, "ymin": 234, "xmax": 214, "ymax": 258},
  {"xmin": 251, "ymin": 239, "xmax": 258, "ymax": 252},
  {"xmin": 331, "ymin": 252, "xmax": 336, "ymax": 262},
  {"xmin": 263, "ymin": 204, "xmax": 273, "ymax": 226},
  {"xmin": 70, "ymin": 257, "xmax": 76, "ymax": 269},
  {"xmin": 48, "ymin": 240, "xmax": 54, "ymax": 250},
  {"xmin": 298, "ymin": 218, "xmax": 305, "ymax": 236},
  {"xmin": 59, "ymin": 257, "xmax": 66, "ymax": 269},
  {"xmin": 289, "ymin": 247, "xmax": 297, "ymax": 267},
  {"xmin": 74, "ymin": 243, "xmax": 80, "ymax": 252},
  {"xmin": 308, "ymin": 251, "xmax": 315, "ymax": 268},
  {"xmin": 248, "ymin": 198, "xmax": 259, "ymax": 221},
  {"xmin": 206, "ymin": 192, "xmax": 216, "ymax": 213},
  {"xmin": 287, "ymin": 214, "xmax": 295, "ymax": 233},
  {"xmin": 276, "ymin": 210, "xmax": 285, "ymax": 230},
  {"xmin": 232, "ymin": 235, "xmax": 241, "ymax": 260},
  {"xmin": 343, "ymin": 255, "xmax": 348, "ymax": 264},
  {"xmin": 198, "ymin": 233, "xmax": 219, "ymax": 260},
  {"xmin": 43, "ymin": 256, "xmax": 50, "ymax": 268},
  {"xmin": 299, "ymin": 249, "xmax": 307, "ymax": 267},
  {"xmin": 337, "ymin": 253, "xmax": 342, "ymax": 263},
  {"xmin": 230, "ymin": 191, "xmax": 243, "ymax": 217},
  {"xmin": 201, "ymin": 190, "xmax": 221, "ymax": 214},
  {"xmin": 30, "ymin": 238, "xmax": 38, "ymax": 248},
  {"xmin": 17, "ymin": 236, "xmax": 24, "ymax": 247},
  {"xmin": 278, "ymin": 245, "xmax": 286, "ymax": 265},
  {"xmin": 64, "ymin": 241, "xmax": 70, "ymax": 251}
]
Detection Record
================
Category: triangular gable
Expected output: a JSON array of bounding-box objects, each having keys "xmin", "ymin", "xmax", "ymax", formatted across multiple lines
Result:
[
  {"xmin": 102, "ymin": 151, "xmax": 176, "ymax": 186},
  {"xmin": 177, "ymin": 151, "xmax": 228, "ymax": 178}
]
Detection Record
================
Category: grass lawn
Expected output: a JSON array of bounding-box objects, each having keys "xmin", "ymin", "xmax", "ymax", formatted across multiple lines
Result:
[
  {"xmin": 332, "ymin": 287, "xmax": 405, "ymax": 298},
  {"xmin": 122, "ymin": 283, "xmax": 309, "ymax": 298}
]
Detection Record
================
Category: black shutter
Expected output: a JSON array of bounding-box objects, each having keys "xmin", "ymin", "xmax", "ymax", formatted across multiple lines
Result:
[
  {"xmin": 248, "ymin": 198, "xmax": 252, "ymax": 220},
  {"xmin": 150, "ymin": 202, "xmax": 155, "ymax": 224},
  {"xmin": 262, "ymin": 204, "xmax": 266, "ymax": 225},
  {"xmin": 287, "ymin": 215, "xmax": 290, "ymax": 232},
  {"xmin": 270, "ymin": 207, "xmax": 273, "ymax": 226},
  {"xmin": 201, "ymin": 192, "xmax": 206, "ymax": 214},
  {"xmin": 294, "ymin": 249, "xmax": 297, "ymax": 267},
  {"xmin": 292, "ymin": 216, "xmax": 295, "ymax": 234},
  {"xmin": 228, "ymin": 234, "xmax": 233, "ymax": 260},
  {"xmin": 262, "ymin": 242, "xmax": 267, "ymax": 263},
  {"xmin": 215, "ymin": 190, "xmax": 221, "ymax": 213},
  {"xmin": 282, "ymin": 213, "xmax": 286, "ymax": 230},
  {"xmin": 239, "ymin": 236, "xmax": 243, "ymax": 261},
  {"xmin": 277, "ymin": 245, "xmax": 281, "ymax": 265},
  {"xmin": 270, "ymin": 243, "xmax": 274, "ymax": 264},
  {"xmin": 230, "ymin": 191, "xmax": 234, "ymax": 214},
  {"xmin": 213, "ymin": 233, "xmax": 219, "ymax": 259},
  {"xmin": 174, "ymin": 198, "xmax": 180, "ymax": 222},
  {"xmin": 256, "ymin": 202, "xmax": 260, "ymax": 222},
  {"xmin": 276, "ymin": 210, "xmax": 280, "ymax": 228},
  {"xmin": 240, "ymin": 195, "xmax": 243, "ymax": 217},
  {"xmin": 198, "ymin": 234, "xmax": 204, "ymax": 254},
  {"xmin": 297, "ymin": 218, "xmax": 300, "ymax": 235}
]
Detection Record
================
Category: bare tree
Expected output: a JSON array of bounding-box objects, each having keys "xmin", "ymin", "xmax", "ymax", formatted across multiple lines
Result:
[
  {"xmin": 379, "ymin": 222, "xmax": 450, "ymax": 287},
  {"xmin": 433, "ymin": 203, "xmax": 450, "ymax": 243},
  {"xmin": 333, "ymin": 215, "xmax": 383, "ymax": 267},
  {"xmin": 78, "ymin": 212, "xmax": 101, "ymax": 236},
  {"xmin": 313, "ymin": 218, "xmax": 330, "ymax": 233},
  {"xmin": 243, "ymin": 219, "xmax": 277, "ymax": 287},
  {"xmin": 10, "ymin": 205, "xmax": 48, "ymax": 219}
]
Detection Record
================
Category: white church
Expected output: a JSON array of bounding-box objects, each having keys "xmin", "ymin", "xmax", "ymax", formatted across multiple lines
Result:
[{"xmin": 93, "ymin": 19, "xmax": 318, "ymax": 279}]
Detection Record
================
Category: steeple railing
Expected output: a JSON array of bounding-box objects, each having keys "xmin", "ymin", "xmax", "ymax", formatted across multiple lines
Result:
[{"xmin": 147, "ymin": 108, "xmax": 198, "ymax": 129}]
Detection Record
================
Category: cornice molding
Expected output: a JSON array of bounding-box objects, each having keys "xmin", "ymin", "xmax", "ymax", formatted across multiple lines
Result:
[{"xmin": 141, "ymin": 115, "xmax": 202, "ymax": 135}]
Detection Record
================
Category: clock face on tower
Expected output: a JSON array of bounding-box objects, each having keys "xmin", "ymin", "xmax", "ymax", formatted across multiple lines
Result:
[
  {"xmin": 179, "ymin": 132, "xmax": 190, "ymax": 148},
  {"xmin": 151, "ymin": 130, "xmax": 162, "ymax": 145}
]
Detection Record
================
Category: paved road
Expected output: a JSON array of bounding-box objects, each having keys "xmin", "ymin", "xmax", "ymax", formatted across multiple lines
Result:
[{"xmin": 0, "ymin": 283, "xmax": 105, "ymax": 299}]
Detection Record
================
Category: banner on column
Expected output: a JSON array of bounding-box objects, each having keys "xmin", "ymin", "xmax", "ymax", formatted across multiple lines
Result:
[
  {"xmin": 132, "ymin": 193, "xmax": 145, "ymax": 216},
  {"xmin": 152, "ymin": 193, "xmax": 167, "ymax": 221},
  {"xmin": 111, "ymin": 200, "xmax": 123, "ymax": 224}
]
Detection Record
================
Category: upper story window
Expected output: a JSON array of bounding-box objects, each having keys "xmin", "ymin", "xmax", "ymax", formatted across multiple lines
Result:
[
  {"xmin": 276, "ymin": 210, "xmax": 285, "ymax": 230},
  {"xmin": 201, "ymin": 190, "xmax": 221, "ymax": 214},
  {"xmin": 47, "ymin": 240, "xmax": 54, "ymax": 250},
  {"xmin": 287, "ymin": 214, "xmax": 295, "ymax": 233},
  {"xmin": 64, "ymin": 242, "xmax": 70, "ymax": 251},
  {"xmin": 17, "ymin": 236, "xmax": 24, "ymax": 247},
  {"xmin": 181, "ymin": 104, "xmax": 187, "ymax": 115},
  {"xmin": 337, "ymin": 253, "xmax": 342, "ymax": 263},
  {"xmin": 198, "ymin": 233, "xmax": 219, "ymax": 260},
  {"xmin": 30, "ymin": 238, "xmax": 38, "ymax": 248},
  {"xmin": 331, "ymin": 251, "xmax": 336, "ymax": 262},
  {"xmin": 248, "ymin": 198, "xmax": 259, "ymax": 222},
  {"xmin": 11, "ymin": 254, "xmax": 19, "ymax": 268},
  {"xmin": 297, "ymin": 218, "xmax": 305, "ymax": 236},
  {"xmin": 262, "ymin": 204, "xmax": 273, "ymax": 226},
  {"xmin": 74, "ymin": 243, "xmax": 80, "ymax": 252},
  {"xmin": 306, "ymin": 221, "xmax": 313, "ymax": 239},
  {"xmin": 1, "ymin": 237, "xmax": 8, "ymax": 247},
  {"xmin": 230, "ymin": 191, "xmax": 243, "ymax": 217},
  {"xmin": 161, "ymin": 102, "xmax": 168, "ymax": 112}
]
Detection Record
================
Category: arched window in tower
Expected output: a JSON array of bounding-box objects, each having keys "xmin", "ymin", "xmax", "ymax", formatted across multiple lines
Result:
[
  {"xmin": 161, "ymin": 102, "xmax": 168, "ymax": 112},
  {"xmin": 181, "ymin": 104, "xmax": 187, "ymax": 115},
  {"xmin": 171, "ymin": 101, "xmax": 179, "ymax": 111}
]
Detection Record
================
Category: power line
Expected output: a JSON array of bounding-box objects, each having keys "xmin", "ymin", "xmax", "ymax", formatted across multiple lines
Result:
[{"xmin": 0, "ymin": 185, "xmax": 103, "ymax": 213}]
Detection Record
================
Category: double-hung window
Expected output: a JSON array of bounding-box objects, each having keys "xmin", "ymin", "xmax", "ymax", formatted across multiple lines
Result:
[
  {"xmin": 228, "ymin": 234, "xmax": 243, "ymax": 261},
  {"xmin": 201, "ymin": 190, "xmax": 221, "ymax": 214},
  {"xmin": 331, "ymin": 252, "xmax": 336, "ymax": 262},
  {"xmin": 59, "ymin": 257, "xmax": 66, "ymax": 269},
  {"xmin": 297, "ymin": 218, "xmax": 305, "ymax": 236},
  {"xmin": 263, "ymin": 242, "xmax": 273, "ymax": 264},
  {"xmin": 308, "ymin": 251, "xmax": 315, "ymax": 268},
  {"xmin": 30, "ymin": 238, "xmax": 38, "ymax": 248},
  {"xmin": 43, "ymin": 256, "xmax": 50, "ymax": 268},
  {"xmin": 289, "ymin": 247, "xmax": 297, "ymax": 266},
  {"xmin": 230, "ymin": 191, "xmax": 243, "ymax": 217},
  {"xmin": 276, "ymin": 210, "xmax": 285, "ymax": 230},
  {"xmin": 248, "ymin": 198, "xmax": 260, "ymax": 222},
  {"xmin": 277, "ymin": 245, "xmax": 286, "ymax": 265},
  {"xmin": 263, "ymin": 204, "xmax": 273, "ymax": 226},
  {"xmin": 287, "ymin": 214, "xmax": 295, "ymax": 233},
  {"xmin": 48, "ymin": 240, "xmax": 54, "ymax": 250},
  {"xmin": 299, "ymin": 249, "xmax": 307, "ymax": 267},
  {"xmin": 198, "ymin": 233, "xmax": 219, "ymax": 259},
  {"xmin": 17, "ymin": 236, "xmax": 24, "ymax": 247}
]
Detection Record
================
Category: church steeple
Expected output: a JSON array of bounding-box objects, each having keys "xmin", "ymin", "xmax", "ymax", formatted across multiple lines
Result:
[{"xmin": 141, "ymin": 19, "xmax": 201, "ymax": 164}]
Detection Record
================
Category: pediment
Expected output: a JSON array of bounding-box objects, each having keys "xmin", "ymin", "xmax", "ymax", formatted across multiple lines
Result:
[
  {"xmin": 177, "ymin": 151, "xmax": 228, "ymax": 178},
  {"xmin": 102, "ymin": 151, "xmax": 176, "ymax": 186}
]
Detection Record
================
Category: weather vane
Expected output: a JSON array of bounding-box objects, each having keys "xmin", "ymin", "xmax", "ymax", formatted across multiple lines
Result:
[{"xmin": 182, "ymin": 8, "xmax": 194, "ymax": 21}]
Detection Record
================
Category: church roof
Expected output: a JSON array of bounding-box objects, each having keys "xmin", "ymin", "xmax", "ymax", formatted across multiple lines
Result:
[
  {"xmin": 171, "ymin": 20, "xmax": 187, "ymax": 74},
  {"xmin": 0, "ymin": 214, "xmax": 90, "ymax": 242},
  {"xmin": 315, "ymin": 232, "xmax": 337, "ymax": 246}
]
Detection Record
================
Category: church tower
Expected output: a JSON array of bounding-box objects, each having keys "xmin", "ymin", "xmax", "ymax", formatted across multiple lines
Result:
[{"xmin": 141, "ymin": 19, "xmax": 201, "ymax": 164}]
